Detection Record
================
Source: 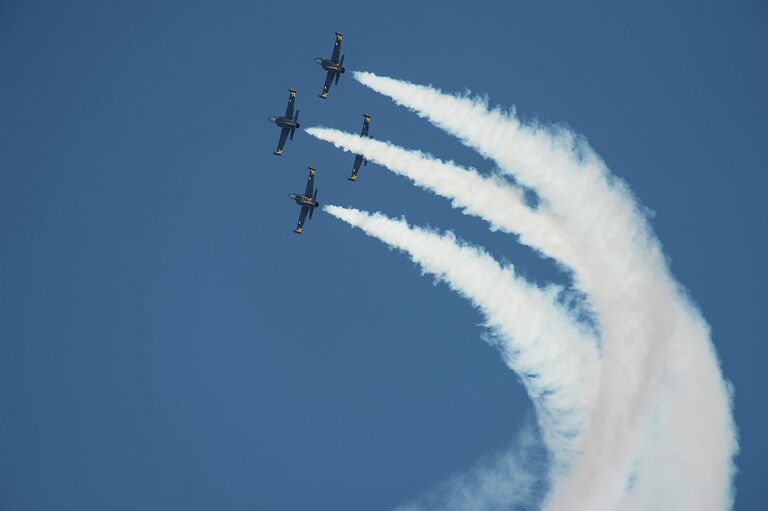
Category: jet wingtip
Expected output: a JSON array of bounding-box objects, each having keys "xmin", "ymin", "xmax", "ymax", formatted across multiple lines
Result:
[
  {"xmin": 293, "ymin": 228, "xmax": 302, "ymax": 234},
  {"xmin": 348, "ymin": 175, "xmax": 357, "ymax": 182},
  {"xmin": 273, "ymin": 151, "xmax": 283, "ymax": 156}
]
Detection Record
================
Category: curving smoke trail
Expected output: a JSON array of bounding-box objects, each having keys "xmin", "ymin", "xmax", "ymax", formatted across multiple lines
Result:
[
  {"xmin": 395, "ymin": 418, "xmax": 547, "ymax": 511},
  {"xmin": 324, "ymin": 205, "xmax": 599, "ymax": 466},
  {"xmin": 305, "ymin": 127, "xmax": 585, "ymax": 275},
  {"xmin": 315, "ymin": 72, "xmax": 737, "ymax": 510}
]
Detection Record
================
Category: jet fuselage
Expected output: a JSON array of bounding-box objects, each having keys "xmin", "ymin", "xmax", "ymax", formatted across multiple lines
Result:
[
  {"xmin": 289, "ymin": 193, "xmax": 319, "ymax": 208},
  {"xmin": 269, "ymin": 116, "xmax": 300, "ymax": 129},
  {"xmin": 315, "ymin": 58, "xmax": 345, "ymax": 74}
]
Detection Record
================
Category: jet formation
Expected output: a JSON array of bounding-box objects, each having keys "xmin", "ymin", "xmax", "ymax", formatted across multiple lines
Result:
[{"xmin": 269, "ymin": 32, "xmax": 375, "ymax": 234}]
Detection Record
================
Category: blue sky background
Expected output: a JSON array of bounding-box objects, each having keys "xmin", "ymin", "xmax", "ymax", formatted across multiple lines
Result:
[{"xmin": 1, "ymin": 1, "xmax": 766, "ymax": 509}]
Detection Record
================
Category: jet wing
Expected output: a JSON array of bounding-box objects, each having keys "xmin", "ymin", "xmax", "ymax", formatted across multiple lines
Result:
[
  {"xmin": 349, "ymin": 154, "xmax": 364, "ymax": 181},
  {"xmin": 361, "ymin": 115, "xmax": 371, "ymax": 137},
  {"xmin": 331, "ymin": 32, "xmax": 342, "ymax": 63},
  {"xmin": 319, "ymin": 70, "xmax": 334, "ymax": 99},
  {"xmin": 294, "ymin": 206, "xmax": 309, "ymax": 234},
  {"xmin": 304, "ymin": 167, "xmax": 316, "ymax": 196},
  {"xmin": 284, "ymin": 90, "xmax": 296, "ymax": 118},
  {"xmin": 274, "ymin": 127, "xmax": 290, "ymax": 156}
]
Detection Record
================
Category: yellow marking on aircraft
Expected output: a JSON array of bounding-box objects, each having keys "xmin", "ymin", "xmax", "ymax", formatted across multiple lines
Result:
[
  {"xmin": 290, "ymin": 90, "xmax": 296, "ymax": 96},
  {"xmin": 276, "ymin": 149, "xmax": 283, "ymax": 154}
]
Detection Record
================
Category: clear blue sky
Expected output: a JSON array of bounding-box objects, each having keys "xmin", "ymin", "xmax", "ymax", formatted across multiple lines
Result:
[{"xmin": 1, "ymin": 1, "xmax": 766, "ymax": 509}]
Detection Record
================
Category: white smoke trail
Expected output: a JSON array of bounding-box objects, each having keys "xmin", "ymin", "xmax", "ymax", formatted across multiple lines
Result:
[
  {"xmin": 303, "ymin": 125, "xmax": 671, "ymax": 506},
  {"xmin": 324, "ymin": 205, "xmax": 599, "ymax": 466},
  {"xmin": 304, "ymin": 127, "xmax": 586, "ymax": 276},
  {"xmin": 322, "ymin": 72, "xmax": 737, "ymax": 510},
  {"xmin": 396, "ymin": 419, "xmax": 547, "ymax": 511}
]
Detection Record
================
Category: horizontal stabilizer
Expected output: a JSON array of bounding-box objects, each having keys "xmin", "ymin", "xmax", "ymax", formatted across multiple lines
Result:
[{"xmin": 309, "ymin": 188, "xmax": 319, "ymax": 219}]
